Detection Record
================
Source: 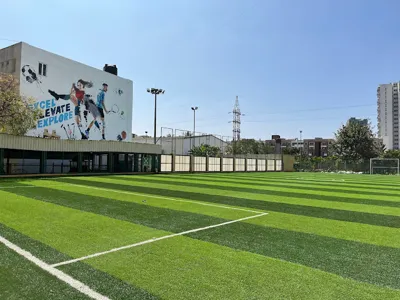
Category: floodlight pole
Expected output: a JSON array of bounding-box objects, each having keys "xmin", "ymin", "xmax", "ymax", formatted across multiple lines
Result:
[
  {"xmin": 191, "ymin": 107, "xmax": 198, "ymax": 147},
  {"xmin": 147, "ymin": 88, "xmax": 165, "ymax": 144},
  {"xmin": 154, "ymin": 94, "xmax": 157, "ymax": 145}
]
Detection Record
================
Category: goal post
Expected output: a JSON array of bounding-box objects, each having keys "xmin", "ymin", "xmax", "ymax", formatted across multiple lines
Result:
[{"xmin": 370, "ymin": 158, "xmax": 400, "ymax": 175}]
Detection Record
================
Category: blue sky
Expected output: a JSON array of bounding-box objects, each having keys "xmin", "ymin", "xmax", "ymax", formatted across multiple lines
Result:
[{"xmin": 1, "ymin": 0, "xmax": 400, "ymax": 140}]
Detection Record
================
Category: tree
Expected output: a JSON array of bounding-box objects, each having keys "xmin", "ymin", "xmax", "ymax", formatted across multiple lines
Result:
[
  {"xmin": 189, "ymin": 144, "xmax": 221, "ymax": 157},
  {"xmin": 282, "ymin": 147, "xmax": 300, "ymax": 156},
  {"xmin": 331, "ymin": 119, "xmax": 383, "ymax": 162},
  {"xmin": 382, "ymin": 149, "xmax": 400, "ymax": 159},
  {"xmin": 0, "ymin": 73, "xmax": 41, "ymax": 135},
  {"xmin": 226, "ymin": 139, "xmax": 275, "ymax": 155}
]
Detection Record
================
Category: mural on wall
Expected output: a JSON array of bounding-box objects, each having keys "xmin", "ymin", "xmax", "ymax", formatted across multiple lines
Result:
[
  {"xmin": 21, "ymin": 64, "xmax": 44, "ymax": 93},
  {"xmin": 20, "ymin": 46, "xmax": 133, "ymax": 142}
]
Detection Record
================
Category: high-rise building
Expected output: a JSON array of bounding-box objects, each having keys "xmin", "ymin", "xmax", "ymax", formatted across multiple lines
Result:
[{"xmin": 377, "ymin": 83, "xmax": 400, "ymax": 150}]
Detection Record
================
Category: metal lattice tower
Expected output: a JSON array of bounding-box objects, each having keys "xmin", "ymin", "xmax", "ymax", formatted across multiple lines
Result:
[{"xmin": 232, "ymin": 96, "xmax": 242, "ymax": 141}]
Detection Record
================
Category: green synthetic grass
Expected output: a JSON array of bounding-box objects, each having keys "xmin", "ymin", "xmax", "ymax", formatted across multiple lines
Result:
[
  {"xmin": 0, "ymin": 223, "xmax": 158, "ymax": 300},
  {"xmin": 83, "ymin": 236, "xmax": 400, "ymax": 300},
  {"xmin": 54, "ymin": 176, "xmax": 400, "ymax": 227},
  {"xmin": 0, "ymin": 172, "xmax": 399, "ymax": 299},
  {"xmin": 0, "ymin": 244, "xmax": 89, "ymax": 300}
]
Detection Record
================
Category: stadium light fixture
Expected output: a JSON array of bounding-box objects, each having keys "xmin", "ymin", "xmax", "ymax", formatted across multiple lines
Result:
[{"xmin": 147, "ymin": 88, "xmax": 165, "ymax": 144}]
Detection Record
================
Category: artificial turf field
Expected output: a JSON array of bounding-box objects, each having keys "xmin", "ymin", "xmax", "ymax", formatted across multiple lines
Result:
[{"xmin": 0, "ymin": 172, "xmax": 399, "ymax": 300}]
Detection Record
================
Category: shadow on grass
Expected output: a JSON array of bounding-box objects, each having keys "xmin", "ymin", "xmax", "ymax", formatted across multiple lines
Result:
[
  {"xmin": 111, "ymin": 176, "xmax": 400, "ymax": 208},
  {"xmin": 54, "ymin": 178, "xmax": 400, "ymax": 228}
]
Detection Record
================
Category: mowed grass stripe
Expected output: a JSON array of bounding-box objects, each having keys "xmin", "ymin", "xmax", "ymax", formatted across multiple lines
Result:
[
  {"xmin": 97, "ymin": 176, "xmax": 400, "ymax": 215},
  {"xmin": 27, "ymin": 179, "xmax": 255, "ymax": 218},
  {"xmin": 249, "ymin": 212, "xmax": 400, "ymax": 248},
  {"xmin": 0, "ymin": 190, "xmax": 170, "ymax": 259},
  {"xmin": 174, "ymin": 174, "xmax": 400, "ymax": 199},
  {"xmin": 0, "ymin": 223, "xmax": 159, "ymax": 300},
  {"xmin": 58, "ymin": 177, "xmax": 400, "ymax": 228},
  {"xmin": 0, "ymin": 244, "xmax": 90, "ymax": 300},
  {"xmin": 214, "ymin": 172, "xmax": 400, "ymax": 185},
  {"xmin": 221, "ymin": 172, "xmax": 400, "ymax": 185},
  {"xmin": 126, "ymin": 175, "xmax": 400, "ymax": 206},
  {"xmin": 83, "ymin": 236, "xmax": 400, "ymax": 300},
  {"xmin": 228, "ymin": 173, "xmax": 400, "ymax": 189},
  {"xmin": 187, "ymin": 221, "xmax": 400, "ymax": 289},
  {"xmin": 0, "ymin": 221, "xmax": 71, "ymax": 264},
  {"xmin": 6, "ymin": 181, "xmax": 400, "ymax": 288},
  {"xmin": 7, "ymin": 184, "xmax": 244, "ymax": 235},
  {"xmin": 23, "ymin": 180, "xmax": 399, "ymax": 248}
]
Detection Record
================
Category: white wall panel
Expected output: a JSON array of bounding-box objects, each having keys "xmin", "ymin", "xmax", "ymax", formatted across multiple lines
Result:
[
  {"xmin": 257, "ymin": 159, "xmax": 266, "ymax": 172},
  {"xmin": 208, "ymin": 157, "xmax": 220, "ymax": 172},
  {"xmin": 247, "ymin": 159, "xmax": 256, "ymax": 172},
  {"xmin": 235, "ymin": 158, "xmax": 245, "ymax": 171},
  {"xmin": 275, "ymin": 160, "xmax": 282, "ymax": 171},
  {"xmin": 267, "ymin": 160, "xmax": 275, "ymax": 171},
  {"xmin": 174, "ymin": 155, "xmax": 190, "ymax": 172},
  {"xmin": 194, "ymin": 156, "xmax": 206, "ymax": 172},
  {"xmin": 222, "ymin": 158, "xmax": 234, "ymax": 172},
  {"xmin": 161, "ymin": 155, "xmax": 172, "ymax": 172}
]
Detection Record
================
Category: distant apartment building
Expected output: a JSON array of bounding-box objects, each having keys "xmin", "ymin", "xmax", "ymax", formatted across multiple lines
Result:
[
  {"xmin": 265, "ymin": 137, "xmax": 333, "ymax": 157},
  {"xmin": 347, "ymin": 117, "xmax": 369, "ymax": 127},
  {"xmin": 303, "ymin": 138, "xmax": 333, "ymax": 157},
  {"xmin": 377, "ymin": 83, "xmax": 400, "ymax": 150}
]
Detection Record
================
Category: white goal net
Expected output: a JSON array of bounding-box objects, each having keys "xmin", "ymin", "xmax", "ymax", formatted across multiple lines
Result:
[{"xmin": 370, "ymin": 158, "xmax": 400, "ymax": 175}]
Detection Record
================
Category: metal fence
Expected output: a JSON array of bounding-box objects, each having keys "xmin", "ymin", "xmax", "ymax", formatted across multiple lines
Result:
[
  {"xmin": 294, "ymin": 159, "xmax": 371, "ymax": 173},
  {"xmin": 159, "ymin": 127, "xmax": 233, "ymax": 156}
]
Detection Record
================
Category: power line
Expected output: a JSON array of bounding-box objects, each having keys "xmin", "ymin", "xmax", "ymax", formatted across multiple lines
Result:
[
  {"xmin": 160, "ymin": 103, "xmax": 377, "ymax": 126},
  {"xmin": 245, "ymin": 115, "xmax": 378, "ymax": 124},
  {"xmin": 244, "ymin": 104, "xmax": 376, "ymax": 117},
  {"xmin": 160, "ymin": 115, "xmax": 378, "ymax": 132},
  {"xmin": 0, "ymin": 38, "xmax": 19, "ymax": 43}
]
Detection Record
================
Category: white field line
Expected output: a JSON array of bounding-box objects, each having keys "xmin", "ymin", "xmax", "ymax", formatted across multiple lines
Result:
[
  {"xmin": 0, "ymin": 185, "xmax": 39, "ymax": 189},
  {"xmin": 51, "ymin": 180, "xmax": 265, "ymax": 214},
  {"xmin": 52, "ymin": 212, "xmax": 268, "ymax": 268},
  {"xmin": 0, "ymin": 236, "xmax": 109, "ymax": 300},
  {"xmin": 296, "ymin": 177, "xmax": 346, "ymax": 182}
]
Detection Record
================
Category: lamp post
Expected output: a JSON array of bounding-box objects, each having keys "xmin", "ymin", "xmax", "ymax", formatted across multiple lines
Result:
[
  {"xmin": 147, "ymin": 88, "xmax": 165, "ymax": 144},
  {"xmin": 191, "ymin": 107, "xmax": 198, "ymax": 148},
  {"xmin": 299, "ymin": 130, "xmax": 303, "ymax": 152},
  {"xmin": 299, "ymin": 130, "xmax": 303, "ymax": 169},
  {"xmin": 145, "ymin": 131, "xmax": 148, "ymax": 144}
]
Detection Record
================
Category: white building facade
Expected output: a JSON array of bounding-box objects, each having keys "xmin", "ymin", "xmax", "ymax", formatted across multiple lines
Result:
[
  {"xmin": 377, "ymin": 83, "xmax": 399, "ymax": 150},
  {"xmin": 0, "ymin": 42, "xmax": 133, "ymax": 142}
]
